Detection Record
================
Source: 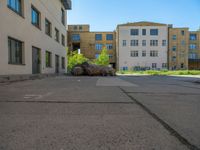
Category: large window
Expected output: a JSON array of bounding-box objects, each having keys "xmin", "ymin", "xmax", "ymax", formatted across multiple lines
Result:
[
  {"xmin": 189, "ymin": 53, "xmax": 198, "ymax": 59},
  {"xmin": 45, "ymin": 19, "xmax": 51, "ymax": 37},
  {"xmin": 142, "ymin": 29, "xmax": 146, "ymax": 35},
  {"xmin": 72, "ymin": 34, "xmax": 80, "ymax": 41},
  {"xmin": 62, "ymin": 57, "xmax": 65, "ymax": 69},
  {"xmin": 55, "ymin": 28, "xmax": 59, "ymax": 42},
  {"xmin": 106, "ymin": 44, "xmax": 113, "ymax": 50},
  {"xmin": 130, "ymin": 29, "xmax": 139, "ymax": 36},
  {"xmin": 7, "ymin": 0, "xmax": 22, "ymax": 16},
  {"xmin": 190, "ymin": 34, "xmax": 197, "ymax": 41},
  {"xmin": 130, "ymin": 51, "xmax": 139, "ymax": 57},
  {"xmin": 31, "ymin": 5, "xmax": 40, "ymax": 28},
  {"xmin": 106, "ymin": 34, "xmax": 113, "ymax": 40},
  {"xmin": 95, "ymin": 44, "xmax": 103, "ymax": 50},
  {"xmin": 150, "ymin": 29, "xmax": 158, "ymax": 35},
  {"xmin": 131, "ymin": 40, "xmax": 139, "ymax": 46},
  {"xmin": 150, "ymin": 50, "xmax": 158, "ymax": 57},
  {"xmin": 8, "ymin": 37, "xmax": 24, "ymax": 65},
  {"xmin": 142, "ymin": 40, "xmax": 146, "ymax": 46},
  {"xmin": 142, "ymin": 51, "xmax": 146, "ymax": 57},
  {"xmin": 95, "ymin": 34, "xmax": 102, "ymax": 41},
  {"xmin": 61, "ymin": 8, "xmax": 65, "ymax": 25},
  {"xmin": 122, "ymin": 40, "xmax": 126, "ymax": 46},
  {"xmin": 189, "ymin": 44, "xmax": 197, "ymax": 50},
  {"xmin": 162, "ymin": 40, "xmax": 167, "ymax": 46},
  {"xmin": 172, "ymin": 35, "xmax": 177, "ymax": 40},
  {"xmin": 150, "ymin": 40, "xmax": 158, "ymax": 46},
  {"xmin": 62, "ymin": 34, "xmax": 65, "ymax": 46},
  {"xmin": 152, "ymin": 63, "xmax": 157, "ymax": 69},
  {"xmin": 45, "ymin": 51, "xmax": 52, "ymax": 67},
  {"xmin": 172, "ymin": 46, "xmax": 176, "ymax": 51}
]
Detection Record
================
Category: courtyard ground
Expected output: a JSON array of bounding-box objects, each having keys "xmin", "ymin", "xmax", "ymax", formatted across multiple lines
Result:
[{"xmin": 0, "ymin": 75, "xmax": 200, "ymax": 150}]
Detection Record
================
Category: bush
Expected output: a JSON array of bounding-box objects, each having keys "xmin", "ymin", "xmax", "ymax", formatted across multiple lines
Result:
[
  {"xmin": 67, "ymin": 50, "xmax": 88, "ymax": 71},
  {"xmin": 95, "ymin": 48, "xmax": 109, "ymax": 66}
]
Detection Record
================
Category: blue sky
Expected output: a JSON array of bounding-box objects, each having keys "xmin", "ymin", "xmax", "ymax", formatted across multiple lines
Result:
[{"xmin": 68, "ymin": 0, "xmax": 200, "ymax": 31}]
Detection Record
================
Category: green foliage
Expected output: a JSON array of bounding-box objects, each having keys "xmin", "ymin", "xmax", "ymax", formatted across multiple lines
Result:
[
  {"xmin": 118, "ymin": 70, "xmax": 200, "ymax": 76},
  {"xmin": 67, "ymin": 50, "xmax": 88, "ymax": 71},
  {"xmin": 95, "ymin": 48, "xmax": 109, "ymax": 66}
]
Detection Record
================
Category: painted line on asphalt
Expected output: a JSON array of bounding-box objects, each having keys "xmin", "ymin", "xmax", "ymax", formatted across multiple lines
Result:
[{"xmin": 119, "ymin": 87, "xmax": 200, "ymax": 150}]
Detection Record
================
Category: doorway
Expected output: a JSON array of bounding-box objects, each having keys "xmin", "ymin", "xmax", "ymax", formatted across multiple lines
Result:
[{"xmin": 32, "ymin": 47, "xmax": 41, "ymax": 74}]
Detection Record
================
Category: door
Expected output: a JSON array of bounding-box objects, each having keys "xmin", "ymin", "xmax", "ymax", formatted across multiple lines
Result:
[
  {"xmin": 32, "ymin": 47, "xmax": 41, "ymax": 74},
  {"xmin": 55, "ymin": 55, "xmax": 59, "ymax": 73}
]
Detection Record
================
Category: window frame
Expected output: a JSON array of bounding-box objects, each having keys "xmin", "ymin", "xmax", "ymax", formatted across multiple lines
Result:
[
  {"xmin": 150, "ymin": 29, "xmax": 158, "ymax": 36},
  {"xmin": 7, "ymin": 0, "xmax": 23, "ymax": 17},
  {"xmin": 8, "ymin": 36, "xmax": 24, "ymax": 65},
  {"xmin": 95, "ymin": 34, "xmax": 102, "ymax": 41},
  {"xmin": 55, "ymin": 28, "xmax": 60, "ymax": 43},
  {"xmin": 45, "ymin": 51, "xmax": 52, "ymax": 68},
  {"xmin": 45, "ymin": 18, "xmax": 52, "ymax": 37},
  {"xmin": 31, "ymin": 5, "xmax": 41, "ymax": 29}
]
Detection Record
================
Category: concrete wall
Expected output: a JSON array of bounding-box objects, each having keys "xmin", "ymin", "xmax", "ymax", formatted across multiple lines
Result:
[
  {"xmin": 0, "ymin": 0, "xmax": 67, "ymax": 75},
  {"xmin": 117, "ymin": 25, "xmax": 168, "ymax": 70}
]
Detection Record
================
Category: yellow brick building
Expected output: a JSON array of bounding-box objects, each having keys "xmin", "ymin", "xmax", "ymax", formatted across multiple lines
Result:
[{"xmin": 67, "ymin": 25, "xmax": 116, "ymax": 68}]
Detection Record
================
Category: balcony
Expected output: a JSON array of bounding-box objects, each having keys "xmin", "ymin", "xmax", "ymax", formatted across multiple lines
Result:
[{"xmin": 61, "ymin": 0, "xmax": 72, "ymax": 10}]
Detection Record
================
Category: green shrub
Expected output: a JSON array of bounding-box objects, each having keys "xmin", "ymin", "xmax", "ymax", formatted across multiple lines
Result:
[
  {"xmin": 95, "ymin": 48, "xmax": 109, "ymax": 66},
  {"xmin": 67, "ymin": 50, "xmax": 88, "ymax": 71}
]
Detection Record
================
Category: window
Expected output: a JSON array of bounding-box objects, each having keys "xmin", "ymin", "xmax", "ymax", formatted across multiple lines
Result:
[
  {"xmin": 122, "ymin": 67, "xmax": 128, "ymax": 71},
  {"xmin": 45, "ymin": 51, "xmax": 52, "ymax": 67},
  {"xmin": 95, "ymin": 44, "xmax": 103, "ymax": 50},
  {"xmin": 8, "ymin": 37, "xmax": 24, "ymax": 65},
  {"xmin": 142, "ymin": 40, "xmax": 146, "ymax": 46},
  {"xmin": 79, "ymin": 26, "xmax": 82, "ymax": 30},
  {"xmin": 172, "ymin": 46, "xmax": 176, "ymax": 51},
  {"xmin": 122, "ymin": 40, "xmax": 126, "ymax": 46},
  {"xmin": 150, "ymin": 50, "xmax": 158, "ymax": 57},
  {"xmin": 7, "ymin": 0, "xmax": 23, "ymax": 15},
  {"xmin": 61, "ymin": 8, "xmax": 65, "ymax": 25},
  {"xmin": 131, "ymin": 40, "xmax": 139, "ymax": 46},
  {"xmin": 62, "ymin": 34, "xmax": 65, "ymax": 46},
  {"xmin": 130, "ymin": 29, "xmax": 139, "ymax": 36},
  {"xmin": 106, "ymin": 44, "xmax": 113, "ymax": 50},
  {"xmin": 150, "ymin": 40, "xmax": 158, "ymax": 46},
  {"xmin": 181, "ymin": 63, "xmax": 184, "ymax": 69},
  {"xmin": 130, "ymin": 51, "xmax": 139, "ymax": 57},
  {"xmin": 95, "ymin": 54, "xmax": 100, "ymax": 59},
  {"xmin": 189, "ymin": 53, "xmax": 198, "ymax": 59},
  {"xmin": 106, "ymin": 34, "xmax": 113, "ymax": 40},
  {"xmin": 150, "ymin": 29, "xmax": 158, "ymax": 35},
  {"xmin": 162, "ymin": 40, "xmax": 167, "ymax": 46},
  {"xmin": 172, "ymin": 35, "xmax": 177, "ymax": 40},
  {"xmin": 109, "ymin": 54, "xmax": 113, "ymax": 59},
  {"xmin": 72, "ymin": 34, "xmax": 80, "ymax": 41},
  {"xmin": 142, "ymin": 29, "xmax": 146, "ymax": 35},
  {"xmin": 172, "ymin": 56, "xmax": 176, "ymax": 62},
  {"xmin": 189, "ymin": 44, "xmax": 197, "ymax": 50},
  {"xmin": 162, "ymin": 63, "xmax": 167, "ymax": 68},
  {"xmin": 31, "ymin": 5, "xmax": 40, "ymax": 28},
  {"xmin": 142, "ymin": 51, "xmax": 146, "ymax": 57},
  {"xmin": 55, "ymin": 28, "xmax": 59, "ymax": 42},
  {"xmin": 190, "ymin": 34, "xmax": 197, "ymax": 41},
  {"xmin": 45, "ymin": 19, "xmax": 51, "ymax": 37},
  {"xmin": 73, "ymin": 26, "xmax": 77, "ymax": 30},
  {"xmin": 62, "ymin": 57, "xmax": 65, "ymax": 69},
  {"xmin": 95, "ymin": 34, "xmax": 102, "ymax": 41},
  {"xmin": 152, "ymin": 63, "xmax": 157, "ymax": 69},
  {"xmin": 181, "ymin": 40, "xmax": 185, "ymax": 46},
  {"xmin": 181, "ymin": 30, "xmax": 185, "ymax": 36}
]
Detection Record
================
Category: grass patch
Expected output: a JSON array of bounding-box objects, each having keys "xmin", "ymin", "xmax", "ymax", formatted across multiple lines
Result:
[{"xmin": 117, "ymin": 70, "xmax": 200, "ymax": 76}]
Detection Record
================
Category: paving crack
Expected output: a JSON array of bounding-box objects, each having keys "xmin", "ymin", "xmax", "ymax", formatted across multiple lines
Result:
[{"xmin": 119, "ymin": 86, "xmax": 200, "ymax": 150}]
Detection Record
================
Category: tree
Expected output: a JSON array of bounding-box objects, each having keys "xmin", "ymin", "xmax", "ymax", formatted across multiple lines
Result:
[
  {"xmin": 95, "ymin": 47, "xmax": 109, "ymax": 66},
  {"xmin": 67, "ymin": 50, "xmax": 88, "ymax": 71}
]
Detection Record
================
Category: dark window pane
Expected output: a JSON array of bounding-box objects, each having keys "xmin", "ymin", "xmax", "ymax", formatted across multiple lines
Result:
[{"xmin": 150, "ymin": 29, "xmax": 158, "ymax": 35}]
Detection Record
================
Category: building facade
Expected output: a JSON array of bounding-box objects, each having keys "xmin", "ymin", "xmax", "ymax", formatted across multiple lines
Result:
[
  {"xmin": 68, "ymin": 25, "xmax": 116, "ymax": 68},
  {"xmin": 0, "ymin": 0, "xmax": 71, "ymax": 75},
  {"xmin": 168, "ymin": 27, "xmax": 189, "ymax": 70},
  {"xmin": 116, "ymin": 22, "xmax": 168, "ymax": 71}
]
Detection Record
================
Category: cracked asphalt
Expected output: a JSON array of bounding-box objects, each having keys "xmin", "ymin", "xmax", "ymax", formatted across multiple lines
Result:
[{"xmin": 0, "ymin": 76, "xmax": 200, "ymax": 150}]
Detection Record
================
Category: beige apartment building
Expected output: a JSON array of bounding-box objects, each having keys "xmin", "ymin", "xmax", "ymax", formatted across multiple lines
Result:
[
  {"xmin": 68, "ymin": 25, "xmax": 116, "ymax": 68},
  {"xmin": 116, "ymin": 22, "xmax": 168, "ymax": 71},
  {"xmin": 0, "ymin": 0, "xmax": 71, "ymax": 75}
]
